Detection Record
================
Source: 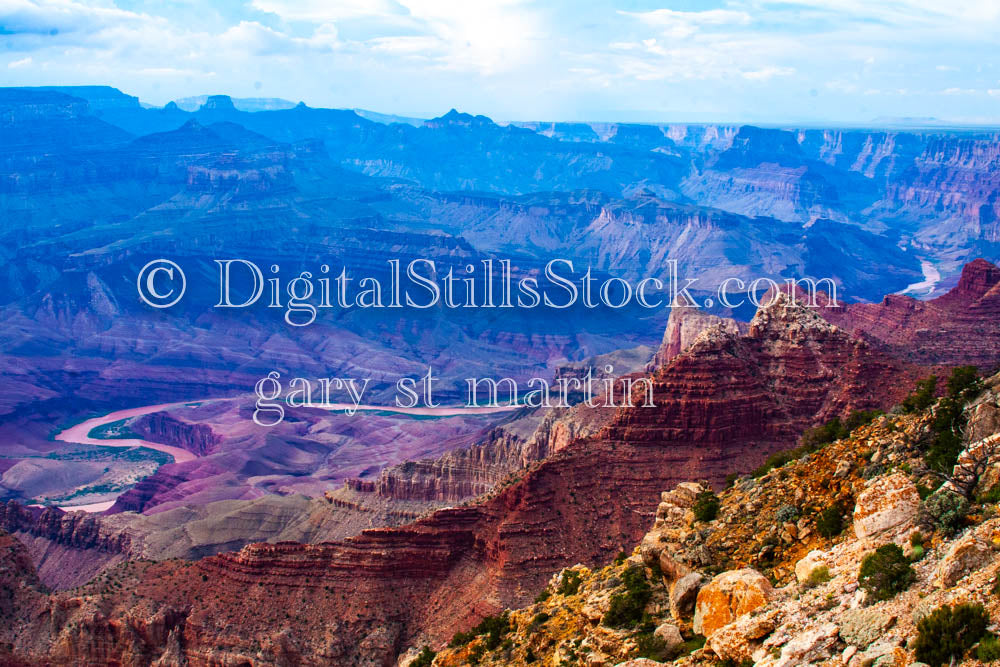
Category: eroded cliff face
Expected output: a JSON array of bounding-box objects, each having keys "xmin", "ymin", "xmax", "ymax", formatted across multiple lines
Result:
[
  {"xmin": 130, "ymin": 412, "xmax": 222, "ymax": 457},
  {"xmin": 824, "ymin": 258, "xmax": 1000, "ymax": 368},
  {"xmin": 0, "ymin": 502, "xmax": 133, "ymax": 590},
  {"xmin": 0, "ymin": 290, "xmax": 935, "ymax": 666}
]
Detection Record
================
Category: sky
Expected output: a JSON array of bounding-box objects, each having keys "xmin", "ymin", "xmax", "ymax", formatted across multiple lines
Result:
[{"xmin": 2, "ymin": 0, "xmax": 1000, "ymax": 124}]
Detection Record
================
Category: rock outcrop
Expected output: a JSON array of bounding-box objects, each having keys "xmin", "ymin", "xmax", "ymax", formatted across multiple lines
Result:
[{"xmin": 824, "ymin": 258, "xmax": 1000, "ymax": 368}]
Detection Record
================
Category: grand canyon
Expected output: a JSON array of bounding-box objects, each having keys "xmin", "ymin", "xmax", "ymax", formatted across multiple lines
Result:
[{"xmin": 2, "ymin": 82, "xmax": 1000, "ymax": 667}]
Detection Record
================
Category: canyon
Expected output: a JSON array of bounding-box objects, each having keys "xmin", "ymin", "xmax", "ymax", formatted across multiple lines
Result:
[
  {"xmin": 3, "ymin": 263, "xmax": 999, "ymax": 664},
  {"xmin": 2, "ymin": 86, "xmax": 1000, "ymax": 665}
]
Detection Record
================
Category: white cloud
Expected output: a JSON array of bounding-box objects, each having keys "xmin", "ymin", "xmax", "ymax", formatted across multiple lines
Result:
[
  {"xmin": 8, "ymin": 56, "xmax": 33, "ymax": 68},
  {"xmin": 742, "ymin": 66, "xmax": 795, "ymax": 81},
  {"xmin": 621, "ymin": 8, "xmax": 751, "ymax": 39}
]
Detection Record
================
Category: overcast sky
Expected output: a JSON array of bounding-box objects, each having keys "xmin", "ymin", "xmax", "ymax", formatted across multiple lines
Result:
[{"xmin": 3, "ymin": 0, "xmax": 1000, "ymax": 124}]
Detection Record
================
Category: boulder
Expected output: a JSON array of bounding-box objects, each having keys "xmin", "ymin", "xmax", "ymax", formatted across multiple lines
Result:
[
  {"xmin": 768, "ymin": 622, "xmax": 839, "ymax": 666},
  {"xmin": 933, "ymin": 532, "xmax": 993, "ymax": 588},
  {"xmin": 838, "ymin": 608, "xmax": 895, "ymax": 648},
  {"xmin": 693, "ymin": 568, "xmax": 773, "ymax": 638},
  {"xmin": 853, "ymin": 473, "xmax": 920, "ymax": 539},
  {"xmin": 639, "ymin": 532, "xmax": 665, "ymax": 568},
  {"xmin": 794, "ymin": 549, "xmax": 829, "ymax": 584},
  {"xmin": 657, "ymin": 550, "xmax": 691, "ymax": 582},
  {"xmin": 669, "ymin": 572, "xmax": 704, "ymax": 619},
  {"xmin": 707, "ymin": 608, "xmax": 779, "ymax": 662},
  {"xmin": 652, "ymin": 623, "xmax": 683, "ymax": 652}
]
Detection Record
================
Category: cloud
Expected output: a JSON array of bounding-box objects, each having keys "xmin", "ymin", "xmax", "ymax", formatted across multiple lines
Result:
[
  {"xmin": 742, "ymin": 66, "xmax": 795, "ymax": 81},
  {"xmin": 1, "ymin": 0, "xmax": 999, "ymax": 123},
  {"xmin": 620, "ymin": 8, "xmax": 751, "ymax": 39}
]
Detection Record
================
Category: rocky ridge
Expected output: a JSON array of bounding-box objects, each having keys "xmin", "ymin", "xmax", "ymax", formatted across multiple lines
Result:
[{"xmin": 426, "ymin": 371, "xmax": 1000, "ymax": 667}]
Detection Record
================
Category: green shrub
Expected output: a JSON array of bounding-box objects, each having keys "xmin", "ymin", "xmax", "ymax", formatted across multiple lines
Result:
[
  {"xmin": 977, "ymin": 484, "xmax": 1000, "ymax": 504},
  {"xmin": 913, "ymin": 602, "xmax": 989, "ymax": 666},
  {"xmin": 602, "ymin": 568, "xmax": 652, "ymax": 628},
  {"xmin": 845, "ymin": 409, "xmax": 884, "ymax": 431},
  {"xmin": 692, "ymin": 490, "xmax": 720, "ymax": 522},
  {"xmin": 977, "ymin": 634, "xmax": 1000, "ymax": 662},
  {"xmin": 529, "ymin": 612, "xmax": 549, "ymax": 631},
  {"xmin": 804, "ymin": 565, "xmax": 831, "ymax": 588},
  {"xmin": 947, "ymin": 365, "xmax": 981, "ymax": 401},
  {"xmin": 816, "ymin": 505, "xmax": 844, "ymax": 538},
  {"xmin": 534, "ymin": 589, "xmax": 550, "ymax": 604},
  {"xmin": 631, "ymin": 632, "xmax": 675, "ymax": 661},
  {"xmin": 858, "ymin": 544, "xmax": 915, "ymax": 601},
  {"xmin": 923, "ymin": 489, "xmax": 969, "ymax": 535},
  {"xmin": 614, "ymin": 551, "xmax": 628, "ymax": 565},
  {"xmin": 902, "ymin": 376, "xmax": 938, "ymax": 413},
  {"xmin": 909, "ymin": 545, "xmax": 925, "ymax": 562},
  {"xmin": 775, "ymin": 504, "xmax": 799, "ymax": 523},
  {"xmin": 449, "ymin": 612, "xmax": 511, "ymax": 649},
  {"xmin": 411, "ymin": 646, "xmax": 436, "ymax": 667},
  {"xmin": 556, "ymin": 569, "xmax": 582, "ymax": 596}
]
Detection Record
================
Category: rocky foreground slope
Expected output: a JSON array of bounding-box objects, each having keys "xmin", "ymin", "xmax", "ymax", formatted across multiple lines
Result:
[{"xmin": 425, "ymin": 370, "xmax": 1000, "ymax": 667}]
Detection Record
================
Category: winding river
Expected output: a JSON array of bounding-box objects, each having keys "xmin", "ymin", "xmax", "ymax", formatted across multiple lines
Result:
[{"xmin": 52, "ymin": 398, "xmax": 520, "ymax": 513}]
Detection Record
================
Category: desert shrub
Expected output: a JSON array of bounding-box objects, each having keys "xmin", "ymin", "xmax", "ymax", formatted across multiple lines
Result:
[
  {"xmin": 913, "ymin": 602, "xmax": 989, "ymax": 666},
  {"xmin": 602, "ymin": 567, "xmax": 652, "ymax": 628},
  {"xmin": 775, "ymin": 504, "xmax": 799, "ymax": 523},
  {"xmin": 467, "ymin": 642, "xmax": 486, "ymax": 665},
  {"xmin": 947, "ymin": 365, "xmax": 981, "ymax": 400},
  {"xmin": 912, "ymin": 367, "xmax": 983, "ymax": 475},
  {"xmin": 923, "ymin": 489, "xmax": 969, "ymax": 535},
  {"xmin": 816, "ymin": 505, "xmax": 844, "ymax": 538},
  {"xmin": 725, "ymin": 472, "xmax": 740, "ymax": 489},
  {"xmin": 910, "ymin": 545, "xmax": 925, "ymax": 561},
  {"xmin": 977, "ymin": 484, "xmax": 1000, "ymax": 504},
  {"xmin": 614, "ymin": 551, "xmax": 628, "ymax": 565},
  {"xmin": 862, "ymin": 463, "xmax": 887, "ymax": 479},
  {"xmin": 557, "ymin": 569, "xmax": 582, "ymax": 596},
  {"xmin": 804, "ymin": 565, "xmax": 831, "ymax": 588},
  {"xmin": 845, "ymin": 409, "xmax": 884, "ymax": 431},
  {"xmin": 753, "ymin": 449, "xmax": 797, "ymax": 477},
  {"xmin": 478, "ymin": 613, "xmax": 511, "ymax": 650},
  {"xmin": 528, "ymin": 612, "xmax": 549, "ymax": 632},
  {"xmin": 693, "ymin": 489, "xmax": 720, "ymax": 522},
  {"xmin": 978, "ymin": 634, "xmax": 1000, "ymax": 662},
  {"xmin": 449, "ymin": 612, "xmax": 511, "ymax": 649},
  {"xmin": 411, "ymin": 646, "xmax": 435, "ymax": 667},
  {"xmin": 800, "ymin": 416, "xmax": 847, "ymax": 449},
  {"xmin": 858, "ymin": 544, "xmax": 915, "ymax": 601},
  {"xmin": 534, "ymin": 589, "xmax": 550, "ymax": 603},
  {"xmin": 631, "ymin": 632, "xmax": 674, "ymax": 661},
  {"xmin": 902, "ymin": 376, "xmax": 938, "ymax": 413}
]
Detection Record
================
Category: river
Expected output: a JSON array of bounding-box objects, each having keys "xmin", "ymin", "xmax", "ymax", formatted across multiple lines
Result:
[{"xmin": 51, "ymin": 398, "xmax": 519, "ymax": 513}]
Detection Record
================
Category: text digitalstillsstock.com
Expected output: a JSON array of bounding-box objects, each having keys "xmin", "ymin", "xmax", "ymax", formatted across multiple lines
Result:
[{"xmin": 137, "ymin": 257, "xmax": 840, "ymax": 324}]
